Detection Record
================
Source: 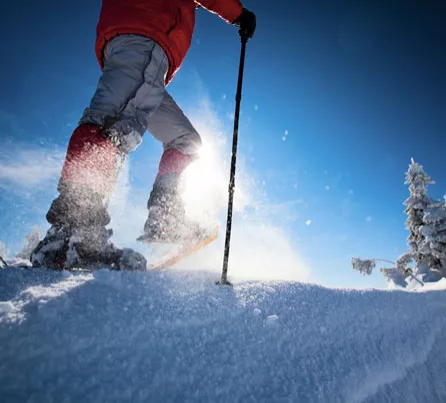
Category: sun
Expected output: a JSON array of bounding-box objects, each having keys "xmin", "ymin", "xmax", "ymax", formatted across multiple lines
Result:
[{"xmin": 182, "ymin": 141, "xmax": 228, "ymax": 223}]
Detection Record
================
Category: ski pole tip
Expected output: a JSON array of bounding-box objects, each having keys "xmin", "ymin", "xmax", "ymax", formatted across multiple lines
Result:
[{"xmin": 215, "ymin": 279, "xmax": 233, "ymax": 287}]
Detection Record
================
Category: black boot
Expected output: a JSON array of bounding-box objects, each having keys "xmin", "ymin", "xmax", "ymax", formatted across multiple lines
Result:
[
  {"xmin": 31, "ymin": 184, "xmax": 147, "ymax": 271},
  {"xmin": 32, "ymin": 123, "xmax": 147, "ymax": 270}
]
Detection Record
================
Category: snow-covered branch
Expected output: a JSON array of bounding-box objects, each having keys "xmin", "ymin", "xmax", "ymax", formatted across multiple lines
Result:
[{"xmin": 15, "ymin": 227, "xmax": 41, "ymax": 260}]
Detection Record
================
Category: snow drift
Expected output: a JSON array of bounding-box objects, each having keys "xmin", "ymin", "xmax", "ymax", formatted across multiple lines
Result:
[{"xmin": 0, "ymin": 268, "xmax": 445, "ymax": 403}]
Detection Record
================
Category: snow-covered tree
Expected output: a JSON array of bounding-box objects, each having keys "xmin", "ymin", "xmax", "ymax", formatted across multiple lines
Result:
[
  {"xmin": 15, "ymin": 227, "xmax": 41, "ymax": 260},
  {"xmin": 403, "ymin": 159, "xmax": 442, "ymax": 281},
  {"xmin": 352, "ymin": 256, "xmax": 410, "ymax": 286},
  {"xmin": 404, "ymin": 159, "xmax": 434, "ymax": 253},
  {"xmin": 419, "ymin": 201, "xmax": 446, "ymax": 278},
  {"xmin": 352, "ymin": 159, "xmax": 444, "ymax": 287},
  {"xmin": 351, "ymin": 258, "xmax": 376, "ymax": 276},
  {"xmin": 352, "ymin": 253, "xmax": 425, "ymax": 288}
]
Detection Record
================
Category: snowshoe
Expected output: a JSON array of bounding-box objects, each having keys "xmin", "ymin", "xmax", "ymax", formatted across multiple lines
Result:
[
  {"xmin": 31, "ymin": 225, "xmax": 147, "ymax": 271},
  {"xmin": 146, "ymin": 224, "xmax": 219, "ymax": 270}
]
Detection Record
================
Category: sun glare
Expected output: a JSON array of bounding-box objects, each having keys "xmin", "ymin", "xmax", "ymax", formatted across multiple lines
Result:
[{"xmin": 182, "ymin": 141, "xmax": 228, "ymax": 223}]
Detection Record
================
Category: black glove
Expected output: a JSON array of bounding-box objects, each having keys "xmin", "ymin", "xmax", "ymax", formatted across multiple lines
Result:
[{"xmin": 233, "ymin": 8, "xmax": 256, "ymax": 39}]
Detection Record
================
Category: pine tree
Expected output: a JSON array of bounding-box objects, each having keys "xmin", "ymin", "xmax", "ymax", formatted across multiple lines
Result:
[
  {"xmin": 419, "ymin": 199, "xmax": 446, "ymax": 277},
  {"xmin": 404, "ymin": 159, "xmax": 434, "ymax": 253},
  {"xmin": 352, "ymin": 159, "xmax": 444, "ymax": 287},
  {"xmin": 403, "ymin": 159, "xmax": 441, "ymax": 281}
]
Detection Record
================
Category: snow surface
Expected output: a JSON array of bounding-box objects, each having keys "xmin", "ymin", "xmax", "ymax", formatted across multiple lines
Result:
[{"xmin": 1, "ymin": 268, "xmax": 446, "ymax": 403}]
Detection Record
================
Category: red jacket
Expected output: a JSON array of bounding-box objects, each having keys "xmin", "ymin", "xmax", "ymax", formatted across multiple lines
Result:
[{"xmin": 96, "ymin": 0, "xmax": 243, "ymax": 84}]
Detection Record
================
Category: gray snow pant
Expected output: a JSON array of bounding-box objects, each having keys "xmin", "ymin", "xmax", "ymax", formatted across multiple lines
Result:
[{"xmin": 80, "ymin": 35, "xmax": 201, "ymax": 156}]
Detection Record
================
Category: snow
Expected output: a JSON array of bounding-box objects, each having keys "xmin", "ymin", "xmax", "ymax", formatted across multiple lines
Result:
[
  {"xmin": 0, "ymin": 301, "xmax": 16, "ymax": 314},
  {"xmin": 419, "ymin": 277, "xmax": 446, "ymax": 292},
  {"xmin": 0, "ymin": 268, "xmax": 446, "ymax": 403},
  {"xmin": 3, "ymin": 257, "xmax": 32, "ymax": 268},
  {"xmin": 265, "ymin": 314, "xmax": 279, "ymax": 327}
]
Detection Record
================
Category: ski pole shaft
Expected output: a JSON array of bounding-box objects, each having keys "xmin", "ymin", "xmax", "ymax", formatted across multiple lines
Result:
[{"xmin": 219, "ymin": 33, "xmax": 248, "ymax": 285}]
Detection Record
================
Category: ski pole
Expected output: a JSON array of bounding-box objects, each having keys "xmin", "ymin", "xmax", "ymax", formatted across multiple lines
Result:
[{"xmin": 218, "ymin": 32, "xmax": 249, "ymax": 286}]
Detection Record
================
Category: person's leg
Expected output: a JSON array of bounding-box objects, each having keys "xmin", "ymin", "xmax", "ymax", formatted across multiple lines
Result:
[
  {"xmin": 82, "ymin": 35, "xmax": 168, "ymax": 154},
  {"xmin": 32, "ymin": 35, "xmax": 168, "ymax": 269},
  {"xmin": 147, "ymin": 91, "xmax": 202, "ymax": 157},
  {"xmin": 141, "ymin": 91, "xmax": 203, "ymax": 242}
]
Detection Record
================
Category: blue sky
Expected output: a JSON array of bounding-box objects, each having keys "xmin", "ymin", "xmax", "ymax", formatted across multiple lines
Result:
[{"xmin": 1, "ymin": 0, "xmax": 446, "ymax": 288}]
